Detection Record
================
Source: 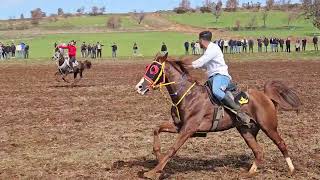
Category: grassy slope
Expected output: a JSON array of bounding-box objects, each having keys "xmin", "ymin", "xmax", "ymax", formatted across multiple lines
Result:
[{"xmin": 165, "ymin": 11, "xmax": 320, "ymax": 37}]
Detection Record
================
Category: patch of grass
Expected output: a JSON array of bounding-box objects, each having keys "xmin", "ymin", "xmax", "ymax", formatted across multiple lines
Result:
[
  {"xmin": 165, "ymin": 10, "xmax": 320, "ymax": 37},
  {"xmin": 1, "ymin": 32, "xmax": 194, "ymax": 59}
]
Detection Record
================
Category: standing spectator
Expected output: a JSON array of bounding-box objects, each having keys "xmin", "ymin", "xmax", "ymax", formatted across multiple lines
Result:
[
  {"xmin": 20, "ymin": 42, "xmax": 26, "ymax": 59},
  {"xmin": 191, "ymin": 41, "xmax": 195, "ymax": 55},
  {"xmin": 270, "ymin": 37, "xmax": 274, "ymax": 52},
  {"xmin": 87, "ymin": 44, "xmax": 92, "ymax": 58},
  {"xmin": 237, "ymin": 40, "xmax": 242, "ymax": 53},
  {"xmin": 161, "ymin": 42, "xmax": 167, "ymax": 53},
  {"xmin": 295, "ymin": 39, "xmax": 301, "ymax": 52},
  {"xmin": 228, "ymin": 39, "xmax": 233, "ymax": 54},
  {"xmin": 0, "ymin": 43, "xmax": 3, "ymax": 60},
  {"xmin": 242, "ymin": 39, "xmax": 247, "ymax": 53},
  {"xmin": 184, "ymin": 41, "xmax": 189, "ymax": 55},
  {"xmin": 286, "ymin": 38, "xmax": 291, "ymax": 53},
  {"xmin": 6, "ymin": 44, "xmax": 11, "ymax": 59},
  {"xmin": 263, "ymin": 37, "xmax": 269, "ymax": 52},
  {"xmin": 219, "ymin": 39, "xmax": 224, "ymax": 53},
  {"xmin": 274, "ymin": 38, "xmax": 279, "ymax": 52},
  {"xmin": 257, "ymin": 38, "xmax": 263, "ymax": 52},
  {"xmin": 279, "ymin": 39, "xmax": 284, "ymax": 52},
  {"xmin": 16, "ymin": 44, "xmax": 22, "ymax": 58},
  {"xmin": 97, "ymin": 42, "xmax": 104, "ymax": 58},
  {"xmin": 313, "ymin": 36, "xmax": 318, "ymax": 51},
  {"xmin": 302, "ymin": 38, "xmax": 307, "ymax": 51},
  {"xmin": 111, "ymin": 42, "xmax": 118, "ymax": 58},
  {"xmin": 81, "ymin": 42, "xmax": 87, "ymax": 58},
  {"xmin": 133, "ymin": 42, "xmax": 138, "ymax": 56},
  {"xmin": 92, "ymin": 44, "xmax": 97, "ymax": 59},
  {"xmin": 248, "ymin": 39, "xmax": 254, "ymax": 53},
  {"xmin": 224, "ymin": 39, "xmax": 229, "ymax": 53},
  {"xmin": 11, "ymin": 43, "xmax": 16, "ymax": 58},
  {"xmin": 24, "ymin": 44, "xmax": 29, "ymax": 59},
  {"xmin": 195, "ymin": 41, "xmax": 201, "ymax": 55}
]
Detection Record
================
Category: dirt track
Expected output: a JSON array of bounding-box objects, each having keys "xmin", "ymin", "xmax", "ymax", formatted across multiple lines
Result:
[{"xmin": 0, "ymin": 60, "xmax": 319, "ymax": 179}]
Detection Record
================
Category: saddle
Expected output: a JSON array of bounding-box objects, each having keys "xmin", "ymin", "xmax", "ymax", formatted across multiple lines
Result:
[{"xmin": 204, "ymin": 80, "xmax": 250, "ymax": 131}]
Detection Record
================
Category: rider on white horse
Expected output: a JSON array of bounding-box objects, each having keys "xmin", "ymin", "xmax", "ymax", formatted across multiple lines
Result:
[{"xmin": 58, "ymin": 40, "xmax": 77, "ymax": 72}]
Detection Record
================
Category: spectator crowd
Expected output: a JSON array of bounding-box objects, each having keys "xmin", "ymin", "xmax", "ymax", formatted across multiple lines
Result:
[
  {"xmin": 207, "ymin": 36, "xmax": 319, "ymax": 54},
  {"xmin": 0, "ymin": 42, "xmax": 30, "ymax": 60}
]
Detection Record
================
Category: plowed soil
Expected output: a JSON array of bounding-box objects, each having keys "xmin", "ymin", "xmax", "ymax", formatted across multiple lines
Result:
[{"xmin": 0, "ymin": 60, "xmax": 319, "ymax": 179}]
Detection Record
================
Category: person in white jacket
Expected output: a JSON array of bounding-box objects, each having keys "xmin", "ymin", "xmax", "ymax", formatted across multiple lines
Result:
[{"xmin": 190, "ymin": 31, "xmax": 251, "ymax": 126}]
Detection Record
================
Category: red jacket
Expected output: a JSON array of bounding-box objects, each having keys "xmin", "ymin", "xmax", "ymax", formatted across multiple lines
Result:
[{"xmin": 58, "ymin": 45, "xmax": 77, "ymax": 57}]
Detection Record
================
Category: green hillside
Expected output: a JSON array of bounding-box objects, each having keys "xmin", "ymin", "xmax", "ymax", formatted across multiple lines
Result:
[{"xmin": 165, "ymin": 10, "xmax": 320, "ymax": 37}]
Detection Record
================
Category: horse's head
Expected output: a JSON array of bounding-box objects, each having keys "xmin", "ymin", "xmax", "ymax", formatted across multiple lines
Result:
[
  {"xmin": 135, "ymin": 52, "xmax": 169, "ymax": 95},
  {"xmin": 52, "ymin": 51, "xmax": 61, "ymax": 61}
]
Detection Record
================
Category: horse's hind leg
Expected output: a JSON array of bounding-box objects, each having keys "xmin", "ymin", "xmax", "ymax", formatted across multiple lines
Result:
[
  {"xmin": 238, "ymin": 126, "xmax": 263, "ymax": 175},
  {"xmin": 153, "ymin": 121, "xmax": 178, "ymax": 162},
  {"xmin": 261, "ymin": 127, "xmax": 294, "ymax": 175}
]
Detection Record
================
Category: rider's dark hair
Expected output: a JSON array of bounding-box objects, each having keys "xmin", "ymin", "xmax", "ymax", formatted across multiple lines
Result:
[{"xmin": 199, "ymin": 31, "xmax": 212, "ymax": 41}]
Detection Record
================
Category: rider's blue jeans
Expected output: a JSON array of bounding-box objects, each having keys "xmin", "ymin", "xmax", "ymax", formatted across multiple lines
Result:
[{"xmin": 209, "ymin": 74, "xmax": 231, "ymax": 101}]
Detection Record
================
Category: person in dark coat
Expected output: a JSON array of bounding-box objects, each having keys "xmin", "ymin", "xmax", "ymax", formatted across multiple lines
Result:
[
  {"xmin": 285, "ymin": 38, "xmax": 291, "ymax": 53},
  {"xmin": 184, "ymin": 41, "xmax": 189, "ymax": 55},
  {"xmin": 313, "ymin": 36, "xmax": 318, "ymax": 51},
  {"xmin": 263, "ymin": 37, "xmax": 269, "ymax": 52},
  {"xmin": 302, "ymin": 38, "xmax": 307, "ymax": 51},
  {"xmin": 248, "ymin": 39, "xmax": 254, "ymax": 53},
  {"xmin": 279, "ymin": 39, "xmax": 284, "ymax": 52}
]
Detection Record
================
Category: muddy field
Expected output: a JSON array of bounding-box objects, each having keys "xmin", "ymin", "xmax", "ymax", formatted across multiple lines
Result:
[{"xmin": 0, "ymin": 60, "xmax": 319, "ymax": 179}]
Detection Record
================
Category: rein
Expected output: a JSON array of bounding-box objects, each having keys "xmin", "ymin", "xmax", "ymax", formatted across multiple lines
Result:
[{"xmin": 146, "ymin": 61, "xmax": 196, "ymax": 122}]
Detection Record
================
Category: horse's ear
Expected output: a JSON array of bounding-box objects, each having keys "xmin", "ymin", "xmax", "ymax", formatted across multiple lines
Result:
[{"xmin": 158, "ymin": 52, "xmax": 168, "ymax": 62}]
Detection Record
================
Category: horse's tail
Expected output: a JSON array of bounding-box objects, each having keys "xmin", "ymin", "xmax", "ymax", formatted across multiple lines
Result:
[
  {"xmin": 264, "ymin": 80, "xmax": 302, "ymax": 114},
  {"xmin": 83, "ymin": 60, "xmax": 92, "ymax": 69}
]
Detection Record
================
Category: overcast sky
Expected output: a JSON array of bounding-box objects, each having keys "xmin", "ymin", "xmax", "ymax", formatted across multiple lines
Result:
[{"xmin": 0, "ymin": 0, "xmax": 300, "ymax": 20}]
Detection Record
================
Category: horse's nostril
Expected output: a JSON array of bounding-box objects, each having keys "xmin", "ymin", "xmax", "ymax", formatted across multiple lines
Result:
[{"xmin": 139, "ymin": 86, "xmax": 142, "ymax": 89}]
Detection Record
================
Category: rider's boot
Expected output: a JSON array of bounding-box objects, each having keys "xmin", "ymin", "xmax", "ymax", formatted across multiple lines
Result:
[
  {"xmin": 221, "ymin": 94, "xmax": 252, "ymax": 128},
  {"xmin": 69, "ymin": 62, "xmax": 74, "ymax": 73}
]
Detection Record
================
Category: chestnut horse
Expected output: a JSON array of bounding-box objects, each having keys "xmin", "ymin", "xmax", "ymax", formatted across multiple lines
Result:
[{"xmin": 135, "ymin": 53, "xmax": 302, "ymax": 179}]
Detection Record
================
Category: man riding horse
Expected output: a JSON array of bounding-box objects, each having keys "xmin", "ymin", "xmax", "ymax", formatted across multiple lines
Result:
[
  {"xmin": 58, "ymin": 40, "xmax": 77, "ymax": 73},
  {"xmin": 189, "ymin": 31, "xmax": 251, "ymax": 126}
]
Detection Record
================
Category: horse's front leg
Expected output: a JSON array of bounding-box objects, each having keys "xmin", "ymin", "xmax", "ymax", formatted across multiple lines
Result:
[
  {"xmin": 153, "ymin": 121, "xmax": 178, "ymax": 162},
  {"xmin": 144, "ymin": 130, "xmax": 195, "ymax": 179}
]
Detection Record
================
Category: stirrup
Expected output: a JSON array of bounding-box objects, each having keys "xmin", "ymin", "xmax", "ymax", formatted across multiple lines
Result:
[{"xmin": 236, "ymin": 112, "xmax": 253, "ymax": 128}]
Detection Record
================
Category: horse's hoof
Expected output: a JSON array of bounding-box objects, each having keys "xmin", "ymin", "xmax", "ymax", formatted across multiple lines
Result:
[
  {"xmin": 143, "ymin": 170, "xmax": 161, "ymax": 180},
  {"xmin": 155, "ymin": 154, "xmax": 165, "ymax": 163},
  {"xmin": 288, "ymin": 168, "xmax": 295, "ymax": 176}
]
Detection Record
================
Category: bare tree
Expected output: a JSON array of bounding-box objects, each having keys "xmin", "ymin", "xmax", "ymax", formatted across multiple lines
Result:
[
  {"xmin": 58, "ymin": 8, "xmax": 64, "ymax": 16},
  {"xmin": 226, "ymin": 0, "xmax": 239, "ymax": 11},
  {"xmin": 211, "ymin": 1, "xmax": 223, "ymax": 22},
  {"xmin": 180, "ymin": 0, "xmax": 191, "ymax": 9},
  {"xmin": 91, "ymin": 6, "xmax": 99, "ymax": 16},
  {"xmin": 301, "ymin": 0, "xmax": 320, "ymax": 29},
  {"xmin": 287, "ymin": 11, "xmax": 298, "ymax": 26},
  {"xmin": 247, "ymin": 15, "xmax": 258, "ymax": 29},
  {"xmin": 235, "ymin": 19, "xmax": 241, "ymax": 30},
  {"xmin": 100, "ymin": 6, "xmax": 106, "ymax": 14},
  {"xmin": 30, "ymin": 8, "xmax": 46, "ymax": 25},
  {"xmin": 262, "ymin": 10, "xmax": 268, "ymax": 27},
  {"xmin": 266, "ymin": 0, "xmax": 275, "ymax": 10},
  {"xmin": 107, "ymin": 16, "xmax": 121, "ymax": 29},
  {"xmin": 76, "ymin": 7, "xmax": 85, "ymax": 15},
  {"xmin": 132, "ymin": 11, "xmax": 145, "ymax": 24}
]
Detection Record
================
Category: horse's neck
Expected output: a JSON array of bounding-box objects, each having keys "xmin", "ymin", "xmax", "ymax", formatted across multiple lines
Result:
[{"xmin": 165, "ymin": 72, "xmax": 194, "ymax": 105}]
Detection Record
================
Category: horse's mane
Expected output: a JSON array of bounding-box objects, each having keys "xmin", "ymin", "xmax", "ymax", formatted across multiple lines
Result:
[{"xmin": 167, "ymin": 55, "xmax": 208, "ymax": 84}]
